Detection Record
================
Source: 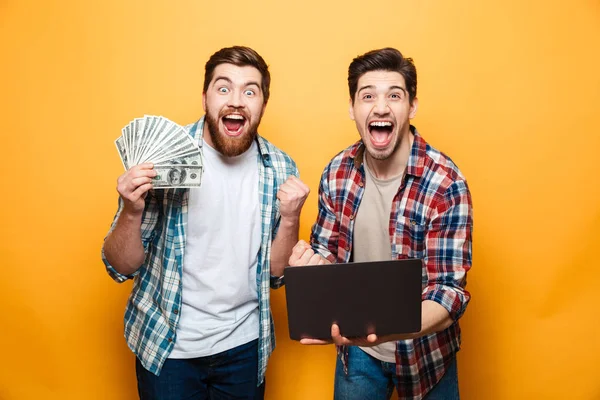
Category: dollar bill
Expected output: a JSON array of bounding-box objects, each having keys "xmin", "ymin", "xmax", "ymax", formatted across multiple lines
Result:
[
  {"xmin": 152, "ymin": 164, "xmax": 202, "ymax": 188},
  {"xmin": 114, "ymin": 136, "xmax": 130, "ymax": 170},
  {"xmin": 137, "ymin": 115, "xmax": 161, "ymax": 163},
  {"xmin": 115, "ymin": 115, "xmax": 203, "ymax": 188},
  {"xmin": 143, "ymin": 126, "xmax": 196, "ymax": 163},
  {"xmin": 152, "ymin": 149, "xmax": 202, "ymax": 166},
  {"xmin": 131, "ymin": 117, "xmax": 145, "ymax": 164}
]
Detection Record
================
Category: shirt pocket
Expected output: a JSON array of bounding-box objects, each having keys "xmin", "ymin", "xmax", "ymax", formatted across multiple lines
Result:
[{"xmin": 393, "ymin": 215, "xmax": 427, "ymax": 260}]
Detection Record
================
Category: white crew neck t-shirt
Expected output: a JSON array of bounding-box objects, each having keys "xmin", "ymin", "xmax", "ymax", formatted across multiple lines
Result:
[{"xmin": 169, "ymin": 140, "xmax": 261, "ymax": 358}]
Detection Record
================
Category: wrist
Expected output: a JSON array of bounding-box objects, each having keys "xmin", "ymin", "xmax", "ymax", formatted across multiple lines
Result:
[
  {"xmin": 279, "ymin": 215, "xmax": 300, "ymax": 227},
  {"xmin": 120, "ymin": 207, "xmax": 144, "ymax": 222}
]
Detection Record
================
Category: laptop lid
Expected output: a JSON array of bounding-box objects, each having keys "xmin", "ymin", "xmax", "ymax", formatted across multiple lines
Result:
[{"xmin": 284, "ymin": 259, "xmax": 422, "ymax": 341}]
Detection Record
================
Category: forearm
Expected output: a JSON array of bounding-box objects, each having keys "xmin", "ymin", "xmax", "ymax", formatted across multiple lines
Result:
[
  {"xmin": 417, "ymin": 299, "xmax": 453, "ymax": 335},
  {"xmin": 103, "ymin": 210, "xmax": 146, "ymax": 276},
  {"xmin": 270, "ymin": 216, "xmax": 300, "ymax": 277},
  {"xmin": 383, "ymin": 300, "xmax": 453, "ymax": 342},
  {"xmin": 385, "ymin": 180, "xmax": 471, "ymax": 341}
]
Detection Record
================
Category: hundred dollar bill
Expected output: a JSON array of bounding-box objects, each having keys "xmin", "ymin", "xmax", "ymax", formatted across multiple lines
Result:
[
  {"xmin": 137, "ymin": 115, "xmax": 161, "ymax": 163},
  {"xmin": 138, "ymin": 116, "xmax": 168, "ymax": 163},
  {"xmin": 151, "ymin": 146, "xmax": 202, "ymax": 165},
  {"xmin": 115, "ymin": 136, "xmax": 130, "ymax": 170},
  {"xmin": 131, "ymin": 117, "xmax": 146, "ymax": 164},
  {"xmin": 143, "ymin": 126, "xmax": 196, "ymax": 163},
  {"xmin": 152, "ymin": 164, "xmax": 202, "ymax": 188}
]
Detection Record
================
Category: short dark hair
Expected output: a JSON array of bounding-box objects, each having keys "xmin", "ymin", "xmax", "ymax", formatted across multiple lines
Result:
[
  {"xmin": 203, "ymin": 46, "xmax": 271, "ymax": 103},
  {"xmin": 348, "ymin": 48, "xmax": 417, "ymax": 104}
]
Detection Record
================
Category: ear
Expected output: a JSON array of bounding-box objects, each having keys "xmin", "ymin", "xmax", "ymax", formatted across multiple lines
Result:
[
  {"xmin": 348, "ymin": 98, "xmax": 355, "ymax": 121},
  {"xmin": 409, "ymin": 97, "xmax": 419, "ymax": 119},
  {"xmin": 202, "ymin": 92, "xmax": 207, "ymax": 112}
]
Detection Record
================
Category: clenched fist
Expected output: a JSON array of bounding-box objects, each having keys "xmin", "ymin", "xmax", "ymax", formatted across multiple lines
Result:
[
  {"xmin": 277, "ymin": 176, "xmax": 310, "ymax": 220},
  {"xmin": 288, "ymin": 240, "xmax": 329, "ymax": 266}
]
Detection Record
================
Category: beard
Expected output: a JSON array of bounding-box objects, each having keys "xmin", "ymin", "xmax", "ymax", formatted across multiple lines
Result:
[
  {"xmin": 365, "ymin": 136, "xmax": 400, "ymax": 161},
  {"xmin": 205, "ymin": 107, "xmax": 260, "ymax": 157}
]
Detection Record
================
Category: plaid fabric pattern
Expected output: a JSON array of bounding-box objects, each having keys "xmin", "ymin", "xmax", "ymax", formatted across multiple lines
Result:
[
  {"xmin": 310, "ymin": 126, "xmax": 473, "ymax": 399},
  {"xmin": 102, "ymin": 117, "xmax": 298, "ymax": 384}
]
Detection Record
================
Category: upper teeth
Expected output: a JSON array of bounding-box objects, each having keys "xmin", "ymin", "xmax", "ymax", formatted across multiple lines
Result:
[
  {"xmin": 225, "ymin": 114, "xmax": 244, "ymax": 120},
  {"xmin": 370, "ymin": 121, "xmax": 392, "ymax": 127}
]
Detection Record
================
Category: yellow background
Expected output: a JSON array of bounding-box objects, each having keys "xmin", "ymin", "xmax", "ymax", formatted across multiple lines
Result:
[{"xmin": 1, "ymin": 0, "xmax": 599, "ymax": 399}]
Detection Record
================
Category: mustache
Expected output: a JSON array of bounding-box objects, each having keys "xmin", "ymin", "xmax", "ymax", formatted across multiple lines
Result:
[{"xmin": 218, "ymin": 107, "xmax": 250, "ymax": 120}]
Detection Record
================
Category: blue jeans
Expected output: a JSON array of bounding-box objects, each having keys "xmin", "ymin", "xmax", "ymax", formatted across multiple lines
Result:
[
  {"xmin": 334, "ymin": 346, "xmax": 459, "ymax": 400},
  {"xmin": 136, "ymin": 339, "xmax": 265, "ymax": 400}
]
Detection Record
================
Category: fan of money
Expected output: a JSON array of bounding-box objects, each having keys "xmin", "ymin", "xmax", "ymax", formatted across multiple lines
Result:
[{"xmin": 115, "ymin": 115, "xmax": 203, "ymax": 188}]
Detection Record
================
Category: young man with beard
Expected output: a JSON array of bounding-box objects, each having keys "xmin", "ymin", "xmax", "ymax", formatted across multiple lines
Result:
[
  {"xmin": 289, "ymin": 48, "xmax": 473, "ymax": 399},
  {"xmin": 102, "ymin": 46, "xmax": 309, "ymax": 399}
]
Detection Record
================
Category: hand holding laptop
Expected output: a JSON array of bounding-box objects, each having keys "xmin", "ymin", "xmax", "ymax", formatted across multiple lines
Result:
[
  {"xmin": 285, "ymin": 241, "xmax": 423, "ymax": 345},
  {"xmin": 299, "ymin": 323, "xmax": 381, "ymax": 346},
  {"xmin": 289, "ymin": 241, "xmax": 412, "ymax": 346}
]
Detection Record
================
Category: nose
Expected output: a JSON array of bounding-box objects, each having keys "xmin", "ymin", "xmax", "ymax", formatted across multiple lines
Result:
[
  {"xmin": 227, "ymin": 89, "xmax": 244, "ymax": 108},
  {"xmin": 373, "ymin": 96, "xmax": 389, "ymax": 115}
]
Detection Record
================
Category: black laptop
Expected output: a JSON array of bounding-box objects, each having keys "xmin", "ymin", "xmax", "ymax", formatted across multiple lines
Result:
[{"xmin": 284, "ymin": 259, "xmax": 423, "ymax": 340}]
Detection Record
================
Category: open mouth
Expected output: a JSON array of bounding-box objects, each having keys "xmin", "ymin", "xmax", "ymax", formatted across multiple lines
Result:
[
  {"xmin": 368, "ymin": 120, "xmax": 394, "ymax": 147},
  {"xmin": 221, "ymin": 113, "xmax": 246, "ymax": 136}
]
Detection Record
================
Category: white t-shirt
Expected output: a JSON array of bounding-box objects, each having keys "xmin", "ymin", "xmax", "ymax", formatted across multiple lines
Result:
[{"xmin": 169, "ymin": 140, "xmax": 261, "ymax": 358}]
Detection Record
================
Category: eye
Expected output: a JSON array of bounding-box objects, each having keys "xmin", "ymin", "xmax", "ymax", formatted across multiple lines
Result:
[
  {"xmin": 390, "ymin": 93, "xmax": 403, "ymax": 99},
  {"xmin": 244, "ymin": 89, "xmax": 255, "ymax": 96},
  {"xmin": 362, "ymin": 94, "xmax": 373, "ymax": 100},
  {"xmin": 218, "ymin": 87, "xmax": 229, "ymax": 93}
]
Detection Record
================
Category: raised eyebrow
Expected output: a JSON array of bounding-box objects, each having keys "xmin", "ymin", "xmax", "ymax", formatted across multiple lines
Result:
[
  {"xmin": 244, "ymin": 81, "xmax": 261, "ymax": 91},
  {"xmin": 389, "ymin": 85, "xmax": 407, "ymax": 95},
  {"xmin": 357, "ymin": 85, "xmax": 375, "ymax": 94},
  {"xmin": 213, "ymin": 76, "xmax": 232, "ymax": 85}
]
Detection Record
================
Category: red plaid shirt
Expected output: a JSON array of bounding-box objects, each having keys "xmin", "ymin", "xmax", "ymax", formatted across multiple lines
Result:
[{"xmin": 310, "ymin": 127, "xmax": 473, "ymax": 399}]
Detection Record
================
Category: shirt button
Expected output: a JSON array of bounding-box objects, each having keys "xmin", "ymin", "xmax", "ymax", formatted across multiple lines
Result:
[
  {"xmin": 345, "ymin": 246, "xmax": 350, "ymax": 251},
  {"xmin": 359, "ymin": 182, "xmax": 364, "ymax": 187},
  {"xmin": 173, "ymin": 309, "xmax": 179, "ymax": 315},
  {"xmin": 349, "ymin": 215, "xmax": 354, "ymax": 220},
  {"xmin": 168, "ymin": 338, "xmax": 173, "ymax": 343}
]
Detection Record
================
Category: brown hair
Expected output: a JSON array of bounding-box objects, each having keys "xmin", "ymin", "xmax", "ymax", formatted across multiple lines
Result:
[
  {"xmin": 348, "ymin": 48, "xmax": 417, "ymax": 104},
  {"xmin": 203, "ymin": 46, "xmax": 271, "ymax": 103}
]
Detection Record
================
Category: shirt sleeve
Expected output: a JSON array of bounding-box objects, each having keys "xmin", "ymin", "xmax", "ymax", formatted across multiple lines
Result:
[
  {"xmin": 421, "ymin": 179, "xmax": 473, "ymax": 321},
  {"xmin": 310, "ymin": 165, "xmax": 338, "ymax": 263},
  {"xmin": 270, "ymin": 159, "xmax": 300, "ymax": 241},
  {"xmin": 101, "ymin": 190, "xmax": 162, "ymax": 283},
  {"xmin": 269, "ymin": 158, "xmax": 300, "ymax": 289}
]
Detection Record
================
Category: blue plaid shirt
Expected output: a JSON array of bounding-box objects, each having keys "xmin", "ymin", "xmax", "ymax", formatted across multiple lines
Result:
[{"xmin": 102, "ymin": 117, "xmax": 298, "ymax": 384}]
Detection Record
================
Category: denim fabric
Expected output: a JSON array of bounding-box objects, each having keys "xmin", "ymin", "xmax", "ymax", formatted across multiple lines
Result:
[
  {"xmin": 136, "ymin": 339, "xmax": 265, "ymax": 400},
  {"xmin": 334, "ymin": 346, "xmax": 459, "ymax": 400}
]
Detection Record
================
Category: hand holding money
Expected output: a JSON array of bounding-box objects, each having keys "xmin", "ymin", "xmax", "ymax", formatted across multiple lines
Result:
[
  {"xmin": 117, "ymin": 163, "xmax": 156, "ymax": 214},
  {"xmin": 117, "ymin": 163, "xmax": 157, "ymax": 215},
  {"xmin": 115, "ymin": 115, "xmax": 203, "ymax": 188}
]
